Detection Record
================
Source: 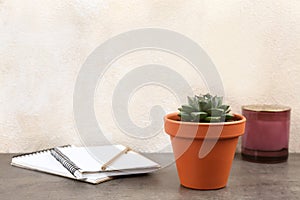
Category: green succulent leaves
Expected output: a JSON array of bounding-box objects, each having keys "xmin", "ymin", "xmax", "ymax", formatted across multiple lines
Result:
[{"xmin": 178, "ymin": 93, "xmax": 234, "ymax": 123}]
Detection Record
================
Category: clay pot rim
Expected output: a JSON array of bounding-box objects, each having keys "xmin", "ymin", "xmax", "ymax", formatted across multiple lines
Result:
[
  {"xmin": 164, "ymin": 112, "xmax": 246, "ymax": 139},
  {"xmin": 164, "ymin": 112, "xmax": 246, "ymax": 127}
]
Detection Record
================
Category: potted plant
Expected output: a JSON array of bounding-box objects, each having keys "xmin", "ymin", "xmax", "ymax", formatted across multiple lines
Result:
[{"xmin": 164, "ymin": 93, "xmax": 246, "ymax": 190}]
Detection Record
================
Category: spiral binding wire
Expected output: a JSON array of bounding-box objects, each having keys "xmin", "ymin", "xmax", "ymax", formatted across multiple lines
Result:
[
  {"xmin": 50, "ymin": 147, "xmax": 81, "ymax": 177},
  {"xmin": 12, "ymin": 145, "xmax": 71, "ymax": 158}
]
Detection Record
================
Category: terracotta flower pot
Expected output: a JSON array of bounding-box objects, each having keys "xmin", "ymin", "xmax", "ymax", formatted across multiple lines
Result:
[{"xmin": 164, "ymin": 112, "xmax": 246, "ymax": 190}]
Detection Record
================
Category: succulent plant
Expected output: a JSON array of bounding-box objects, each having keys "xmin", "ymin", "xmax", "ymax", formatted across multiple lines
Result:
[{"xmin": 178, "ymin": 93, "xmax": 234, "ymax": 123}]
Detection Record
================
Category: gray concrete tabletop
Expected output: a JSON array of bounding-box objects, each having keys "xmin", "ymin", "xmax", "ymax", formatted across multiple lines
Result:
[{"xmin": 1, "ymin": 153, "xmax": 300, "ymax": 200}]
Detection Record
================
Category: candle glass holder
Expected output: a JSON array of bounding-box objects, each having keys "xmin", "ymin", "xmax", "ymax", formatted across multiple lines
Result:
[{"xmin": 241, "ymin": 105, "xmax": 291, "ymax": 163}]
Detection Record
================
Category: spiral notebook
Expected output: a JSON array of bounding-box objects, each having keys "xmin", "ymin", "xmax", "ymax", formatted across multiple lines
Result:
[{"xmin": 11, "ymin": 145, "xmax": 160, "ymax": 184}]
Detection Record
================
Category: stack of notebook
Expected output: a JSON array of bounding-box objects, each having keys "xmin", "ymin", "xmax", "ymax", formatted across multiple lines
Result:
[{"xmin": 11, "ymin": 145, "xmax": 160, "ymax": 184}]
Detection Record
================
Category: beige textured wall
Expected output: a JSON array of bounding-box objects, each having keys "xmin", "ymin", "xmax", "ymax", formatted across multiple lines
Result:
[{"xmin": 0, "ymin": 0, "xmax": 299, "ymax": 153}]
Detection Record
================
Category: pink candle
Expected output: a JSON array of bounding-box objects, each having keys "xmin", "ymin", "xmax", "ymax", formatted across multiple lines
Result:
[{"xmin": 242, "ymin": 105, "xmax": 291, "ymax": 163}]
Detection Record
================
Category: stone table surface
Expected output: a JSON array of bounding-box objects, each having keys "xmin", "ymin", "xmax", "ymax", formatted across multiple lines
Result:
[{"xmin": 1, "ymin": 153, "xmax": 300, "ymax": 200}]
